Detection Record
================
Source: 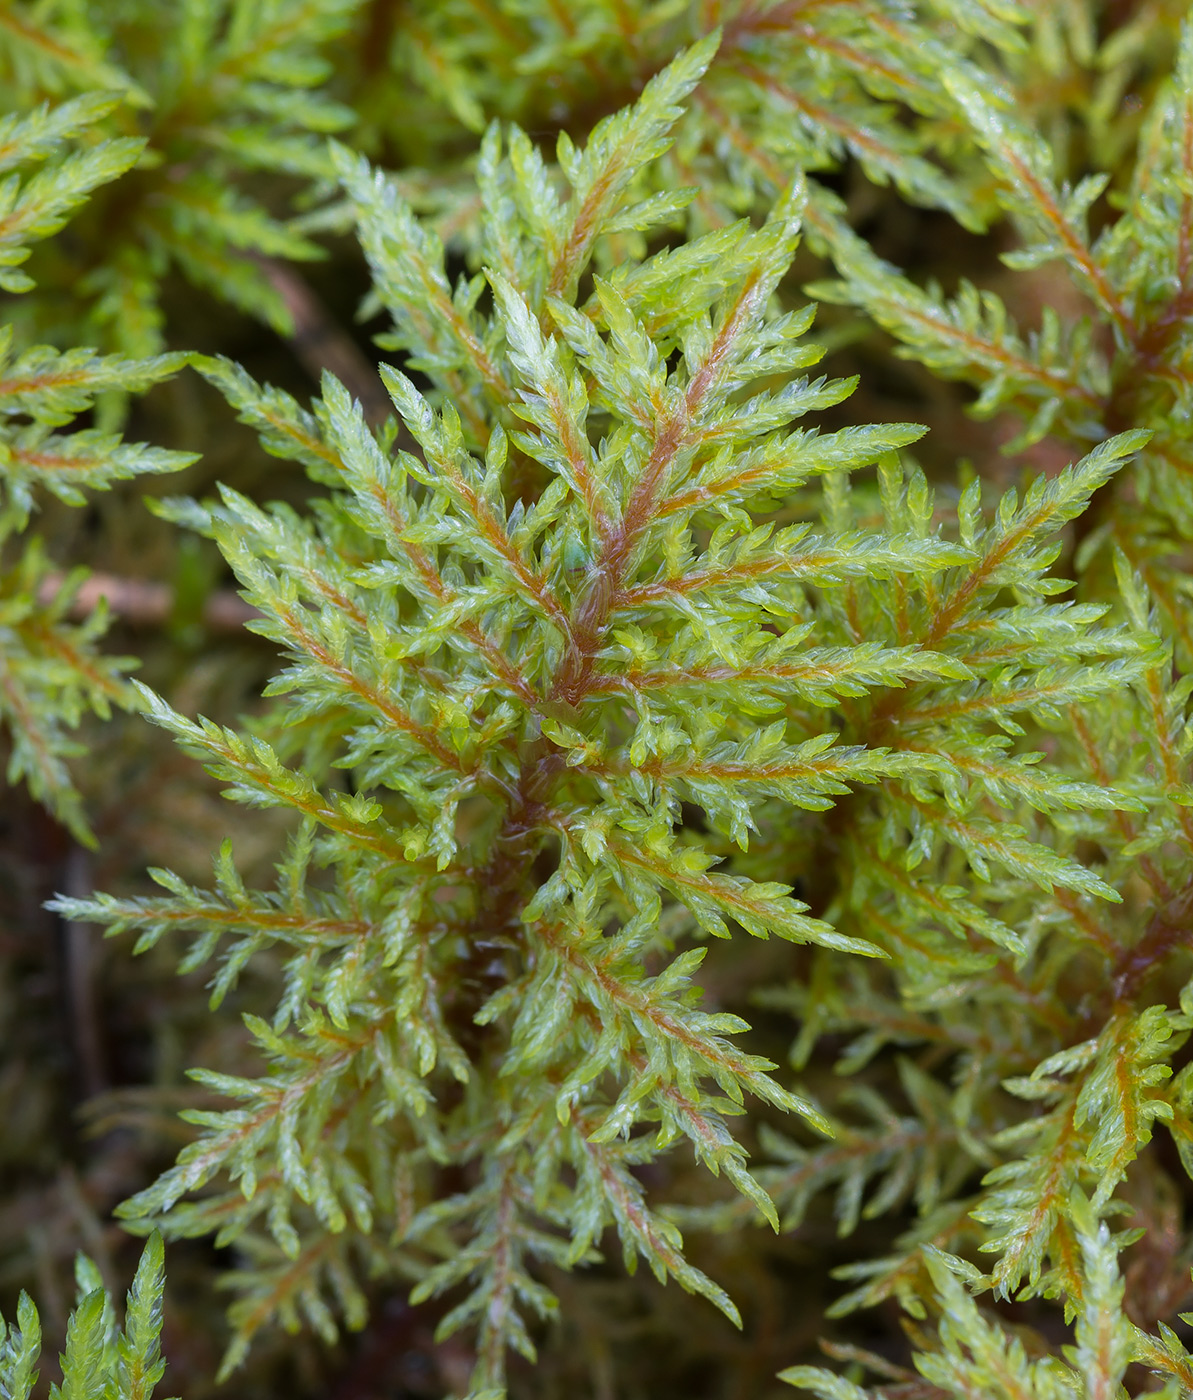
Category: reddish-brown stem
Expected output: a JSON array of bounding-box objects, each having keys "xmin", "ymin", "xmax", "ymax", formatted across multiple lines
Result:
[
  {"xmin": 1070, "ymin": 708, "xmax": 1172, "ymax": 902},
  {"xmin": 551, "ymin": 269, "xmax": 765, "ymax": 705},
  {"xmin": 1112, "ymin": 874, "xmax": 1193, "ymax": 1004}
]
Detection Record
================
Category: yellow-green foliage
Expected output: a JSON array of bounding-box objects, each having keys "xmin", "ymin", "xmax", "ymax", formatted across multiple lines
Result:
[
  {"xmin": 0, "ymin": 89, "xmax": 192, "ymax": 838},
  {"xmin": 0, "ymin": 1236, "xmax": 167, "ymax": 1400},
  {"xmin": 3, "ymin": 2, "xmax": 1193, "ymax": 1399}
]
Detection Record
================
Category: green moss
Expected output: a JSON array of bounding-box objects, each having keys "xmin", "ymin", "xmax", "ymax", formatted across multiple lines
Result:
[{"xmin": 4, "ymin": 4, "xmax": 1193, "ymax": 1399}]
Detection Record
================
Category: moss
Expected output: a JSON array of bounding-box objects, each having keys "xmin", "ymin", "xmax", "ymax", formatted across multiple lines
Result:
[{"xmin": 4, "ymin": 4, "xmax": 1193, "ymax": 1398}]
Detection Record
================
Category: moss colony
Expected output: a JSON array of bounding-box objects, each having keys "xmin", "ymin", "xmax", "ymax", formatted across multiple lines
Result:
[{"xmin": 4, "ymin": 3, "xmax": 1193, "ymax": 1399}]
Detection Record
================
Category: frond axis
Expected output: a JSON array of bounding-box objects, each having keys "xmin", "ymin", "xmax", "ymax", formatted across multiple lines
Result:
[
  {"xmin": 551, "ymin": 258, "xmax": 777, "ymax": 707},
  {"xmin": 731, "ymin": 56, "xmax": 941, "ymax": 190},
  {"xmin": 0, "ymin": 658, "xmax": 64, "ymax": 795},
  {"xmin": 354, "ymin": 451, "xmax": 546, "ymax": 710},
  {"xmin": 574, "ymin": 1126, "xmax": 741, "ymax": 1324},
  {"xmin": 583, "ymin": 648, "xmax": 947, "ymax": 699},
  {"xmin": 267, "ymin": 597, "xmax": 471, "ymax": 775},
  {"xmin": 535, "ymin": 920, "xmax": 795, "ymax": 1119},
  {"xmin": 970, "ymin": 103, "xmax": 1131, "ymax": 339},
  {"xmin": 387, "ymin": 380, "xmax": 574, "ymax": 644},
  {"xmin": 1069, "ymin": 707, "xmax": 1171, "ymax": 902},
  {"xmin": 169, "ymin": 721, "xmax": 445, "ymax": 869},
  {"xmin": 16, "ymin": 614, "xmax": 128, "ymax": 703}
]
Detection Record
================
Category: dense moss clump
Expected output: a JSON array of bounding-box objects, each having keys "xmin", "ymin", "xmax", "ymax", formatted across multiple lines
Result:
[{"xmin": 5, "ymin": 3, "xmax": 1193, "ymax": 1398}]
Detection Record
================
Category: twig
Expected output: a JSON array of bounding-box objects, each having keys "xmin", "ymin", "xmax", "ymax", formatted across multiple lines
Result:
[
  {"xmin": 38, "ymin": 571, "xmax": 259, "ymax": 631},
  {"xmin": 257, "ymin": 256, "xmax": 393, "ymax": 427}
]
